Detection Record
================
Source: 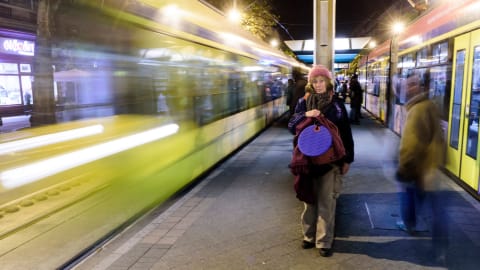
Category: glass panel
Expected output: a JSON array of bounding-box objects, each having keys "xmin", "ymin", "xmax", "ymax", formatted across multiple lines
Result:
[
  {"xmin": 417, "ymin": 68, "xmax": 428, "ymax": 92},
  {"xmin": 401, "ymin": 54, "xmax": 415, "ymax": 77},
  {"xmin": 397, "ymin": 56, "xmax": 404, "ymax": 69},
  {"xmin": 439, "ymin": 42, "xmax": 449, "ymax": 63},
  {"xmin": 0, "ymin": 62, "xmax": 19, "ymax": 74},
  {"xmin": 432, "ymin": 42, "xmax": 450, "ymax": 64},
  {"xmin": 21, "ymin": 75, "xmax": 33, "ymax": 105},
  {"xmin": 417, "ymin": 47, "xmax": 428, "ymax": 67},
  {"xmin": 9, "ymin": 0, "xmax": 30, "ymax": 8},
  {"xmin": 0, "ymin": 75, "xmax": 21, "ymax": 105},
  {"xmin": 19, "ymin": 63, "xmax": 31, "ymax": 73},
  {"xmin": 404, "ymin": 53, "xmax": 415, "ymax": 71},
  {"xmin": 465, "ymin": 46, "xmax": 480, "ymax": 159},
  {"xmin": 373, "ymin": 63, "xmax": 381, "ymax": 96},
  {"xmin": 429, "ymin": 65, "xmax": 451, "ymax": 120},
  {"xmin": 432, "ymin": 44, "xmax": 441, "ymax": 65},
  {"xmin": 450, "ymin": 49, "xmax": 465, "ymax": 149}
]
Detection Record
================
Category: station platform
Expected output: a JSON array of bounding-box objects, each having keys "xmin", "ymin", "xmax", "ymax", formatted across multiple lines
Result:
[{"xmin": 74, "ymin": 112, "xmax": 480, "ymax": 270}]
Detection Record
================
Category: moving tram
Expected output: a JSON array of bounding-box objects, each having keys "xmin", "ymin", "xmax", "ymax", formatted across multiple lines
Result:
[{"xmin": 0, "ymin": 1, "xmax": 307, "ymax": 269}]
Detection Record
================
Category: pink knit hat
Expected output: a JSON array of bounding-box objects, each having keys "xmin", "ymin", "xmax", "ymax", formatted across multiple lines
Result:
[{"xmin": 308, "ymin": 65, "xmax": 332, "ymax": 82}]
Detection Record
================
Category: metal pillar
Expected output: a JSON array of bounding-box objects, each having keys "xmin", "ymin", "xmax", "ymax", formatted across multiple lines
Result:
[
  {"xmin": 313, "ymin": 0, "xmax": 335, "ymax": 70},
  {"xmin": 387, "ymin": 35, "xmax": 399, "ymax": 128}
]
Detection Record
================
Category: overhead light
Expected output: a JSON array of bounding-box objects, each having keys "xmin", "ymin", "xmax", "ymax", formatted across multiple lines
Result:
[{"xmin": 227, "ymin": 9, "xmax": 242, "ymax": 23}]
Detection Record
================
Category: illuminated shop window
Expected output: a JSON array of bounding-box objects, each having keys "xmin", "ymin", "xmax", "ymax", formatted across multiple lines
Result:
[
  {"xmin": 0, "ymin": 75, "xmax": 21, "ymax": 105},
  {"xmin": 0, "ymin": 62, "xmax": 32, "ymax": 105}
]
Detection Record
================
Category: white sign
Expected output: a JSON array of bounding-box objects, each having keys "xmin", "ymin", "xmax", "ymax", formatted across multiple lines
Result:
[
  {"xmin": 1, "ymin": 38, "xmax": 35, "ymax": 56},
  {"xmin": 335, "ymin": 63, "xmax": 349, "ymax": 69}
]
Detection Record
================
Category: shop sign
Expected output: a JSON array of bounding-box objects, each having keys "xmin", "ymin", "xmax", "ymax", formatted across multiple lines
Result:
[
  {"xmin": 334, "ymin": 63, "xmax": 349, "ymax": 69},
  {"xmin": 0, "ymin": 37, "xmax": 35, "ymax": 56}
]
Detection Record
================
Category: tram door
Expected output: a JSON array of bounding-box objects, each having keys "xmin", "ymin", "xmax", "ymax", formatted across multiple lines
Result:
[{"xmin": 446, "ymin": 29, "xmax": 480, "ymax": 192}]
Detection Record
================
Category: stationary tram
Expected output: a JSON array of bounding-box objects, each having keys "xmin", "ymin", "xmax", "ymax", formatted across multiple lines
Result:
[{"xmin": 357, "ymin": 0, "xmax": 480, "ymax": 198}]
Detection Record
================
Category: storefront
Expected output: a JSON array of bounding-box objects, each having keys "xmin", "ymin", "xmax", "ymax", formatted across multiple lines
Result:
[{"xmin": 0, "ymin": 28, "xmax": 35, "ymax": 117}]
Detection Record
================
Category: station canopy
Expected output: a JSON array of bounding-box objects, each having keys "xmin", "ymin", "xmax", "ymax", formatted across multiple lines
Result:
[{"xmin": 285, "ymin": 37, "xmax": 371, "ymax": 68}]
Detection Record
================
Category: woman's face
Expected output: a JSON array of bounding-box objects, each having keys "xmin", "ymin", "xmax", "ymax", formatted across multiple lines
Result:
[{"xmin": 310, "ymin": 76, "xmax": 328, "ymax": 94}]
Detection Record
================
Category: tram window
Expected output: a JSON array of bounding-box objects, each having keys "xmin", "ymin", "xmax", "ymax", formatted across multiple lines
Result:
[
  {"xmin": 433, "ymin": 41, "xmax": 449, "ymax": 64},
  {"xmin": 416, "ymin": 68, "xmax": 428, "ymax": 92},
  {"xmin": 449, "ymin": 49, "xmax": 465, "ymax": 149},
  {"xmin": 397, "ymin": 57, "xmax": 403, "ymax": 70},
  {"xmin": 465, "ymin": 46, "xmax": 480, "ymax": 159},
  {"xmin": 400, "ymin": 54, "xmax": 415, "ymax": 77},
  {"xmin": 429, "ymin": 65, "xmax": 450, "ymax": 120},
  {"xmin": 372, "ymin": 63, "xmax": 381, "ymax": 96},
  {"xmin": 417, "ymin": 47, "xmax": 428, "ymax": 67},
  {"xmin": 404, "ymin": 54, "xmax": 415, "ymax": 71}
]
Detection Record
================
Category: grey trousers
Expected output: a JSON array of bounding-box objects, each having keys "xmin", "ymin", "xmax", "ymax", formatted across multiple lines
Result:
[{"xmin": 301, "ymin": 166, "xmax": 342, "ymax": 248}]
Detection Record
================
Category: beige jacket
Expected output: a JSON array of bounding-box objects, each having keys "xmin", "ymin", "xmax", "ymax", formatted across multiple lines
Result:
[{"xmin": 397, "ymin": 93, "xmax": 444, "ymax": 190}]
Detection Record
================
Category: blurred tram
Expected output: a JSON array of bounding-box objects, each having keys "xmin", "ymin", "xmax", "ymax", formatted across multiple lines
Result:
[
  {"xmin": 357, "ymin": 0, "xmax": 480, "ymax": 198},
  {"xmin": 0, "ymin": 0, "xmax": 307, "ymax": 268}
]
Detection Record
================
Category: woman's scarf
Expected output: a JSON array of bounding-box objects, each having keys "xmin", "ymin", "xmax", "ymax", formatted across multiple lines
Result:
[{"xmin": 306, "ymin": 91, "xmax": 331, "ymax": 112}]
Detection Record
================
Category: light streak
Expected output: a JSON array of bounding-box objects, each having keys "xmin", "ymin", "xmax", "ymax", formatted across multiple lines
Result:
[
  {"xmin": 0, "ymin": 124, "xmax": 104, "ymax": 155},
  {"xmin": 1, "ymin": 124, "xmax": 179, "ymax": 189}
]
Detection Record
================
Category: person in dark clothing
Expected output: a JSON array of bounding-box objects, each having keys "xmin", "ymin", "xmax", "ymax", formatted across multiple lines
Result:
[
  {"xmin": 286, "ymin": 79, "xmax": 295, "ymax": 116},
  {"xmin": 287, "ymin": 85, "xmax": 311, "ymax": 130},
  {"xmin": 288, "ymin": 65, "xmax": 354, "ymax": 257},
  {"xmin": 290, "ymin": 75, "xmax": 307, "ymax": 117},
  {"xmin": 340, "ymin": 80, "xmax": 348, "ymax": 101},
  {"xmin": 349, "ymin": 75, "xmax": 363, "ymax": 124}
]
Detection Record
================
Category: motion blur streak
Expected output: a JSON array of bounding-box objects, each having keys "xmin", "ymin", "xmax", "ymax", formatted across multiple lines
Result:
[
  {"xmin": 0, "ymin": 123, "xmax": 179, "ymax": 189},
  {"xmin": 0, "ymin": 124, "xmax": 104, "ymax": 155}
]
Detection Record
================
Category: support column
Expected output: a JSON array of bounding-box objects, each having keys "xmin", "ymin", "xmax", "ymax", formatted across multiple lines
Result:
[
  {"xmin": 30, "ymin": 0, "xmax": 60, "ymax": 126},
  {"xmin": 313, "ymin": 0, "xmax": 335, "ymax": 70},
  {"xmin": 387, "ymin": 35, "xmax": 399, "ymax": 128}
]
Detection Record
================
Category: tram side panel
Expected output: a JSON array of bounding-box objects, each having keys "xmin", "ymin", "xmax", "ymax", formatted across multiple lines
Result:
[
  {"xmin": 0, "ymin": 1, "xmax": 304, "ymax": 269},
  {"xmin": 358, "ymin": 0, "xmax": 480, "ymax": 196}
]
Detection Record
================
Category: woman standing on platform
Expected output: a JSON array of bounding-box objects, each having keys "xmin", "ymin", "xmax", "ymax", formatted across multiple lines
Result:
[{"xmin": 288, "ymin": 65, "xmax": 354, "ymax": 257}]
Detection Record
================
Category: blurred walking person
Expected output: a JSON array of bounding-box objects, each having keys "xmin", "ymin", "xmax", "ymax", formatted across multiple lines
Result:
[{"xmin": 395, "ymin": 72, "xmax": 448, "ymax": 263}]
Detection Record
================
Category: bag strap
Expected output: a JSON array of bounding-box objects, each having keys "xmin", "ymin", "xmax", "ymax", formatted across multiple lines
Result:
[
  {"xmin": 314, "ymin": 115, "xmax": 340, "ymax": 135},
  {"xmin": 313, "ymin": 115, "xmax": 346, "ymax": 162}
]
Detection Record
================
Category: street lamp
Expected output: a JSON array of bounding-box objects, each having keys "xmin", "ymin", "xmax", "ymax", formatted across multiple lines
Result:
[
  {"xmin": 270, "ymin": 39, "xmax": 279, "ymax": 48},
  {"xmin": 227, "ymin": 9, "xmax": 242, "ymax": 23},
  {"xmin": 392, "ymin": 22, "xmax": 404, "ymax": 36},
  {"xmin": 226, "ymin": 0, "xmax": 293, "ymax": 49},
  {"xmin": 228, "ymin": 0, "xmax": 259, "ymax": 23},
  {"xmin": 228, "ymin": 0, "xmax": 242, "ymax": 23}
]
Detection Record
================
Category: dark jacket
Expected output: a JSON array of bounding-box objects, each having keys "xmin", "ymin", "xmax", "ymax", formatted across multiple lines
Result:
[
  {"xmin": 349, "ymin": 79, "xmax": 363, "ymax": 107},
  {"xmin": 288, "ymin": 96, "xmax": 354, "ymax": 165}
]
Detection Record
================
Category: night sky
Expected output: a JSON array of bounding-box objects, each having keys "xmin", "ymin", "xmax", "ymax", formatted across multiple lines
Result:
[{"xmin": 271, "ymin": 0, "xmax": 395, "ymax": 40}]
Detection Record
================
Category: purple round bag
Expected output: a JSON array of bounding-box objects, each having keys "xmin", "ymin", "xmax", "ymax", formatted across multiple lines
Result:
[{"xmin": 297, "ymin": 124, "xmax": 332, "ymax": 157}]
